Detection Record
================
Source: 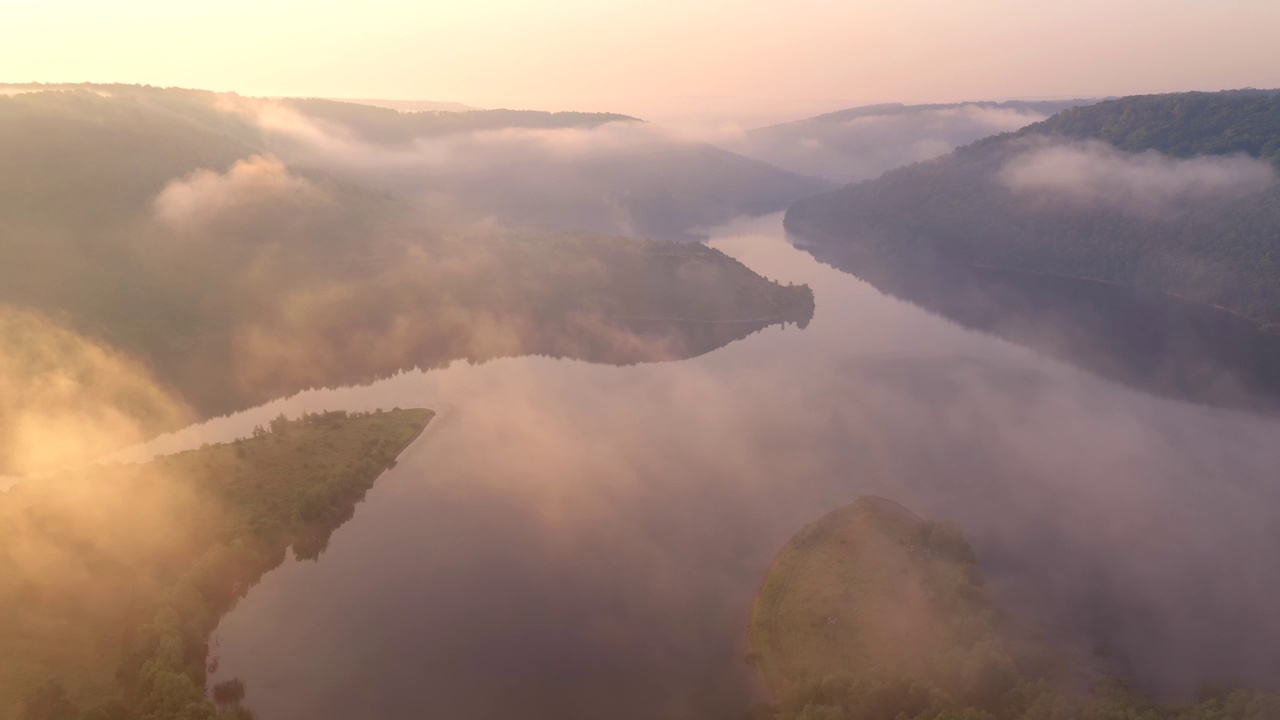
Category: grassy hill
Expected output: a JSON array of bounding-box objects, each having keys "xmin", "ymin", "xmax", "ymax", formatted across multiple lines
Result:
[
  {"xmin": 749, "ymin": 497, "xmax": 1280, "ymax": 720},
  {"xmin": 0, "ymin": 407, "xmax": 431, "ymax": 720},
  {"xmin": 785, "ymin": 90, "xmax": 1280, "ymax": 327}
]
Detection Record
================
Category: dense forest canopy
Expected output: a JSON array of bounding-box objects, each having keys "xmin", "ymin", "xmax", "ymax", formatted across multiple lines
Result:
[
  {"xmin": 785, "ymin": 89, "xmax": 1280, "ymax": 328},
  {"xmin": 750, "ymin": 498, "xmax": 1280, "ymax": 720}
]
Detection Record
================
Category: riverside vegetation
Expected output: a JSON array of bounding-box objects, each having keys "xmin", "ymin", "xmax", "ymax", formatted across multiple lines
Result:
[{"xmin": 1, "ymin": 408, "xmax": 432, "ymax": 720}]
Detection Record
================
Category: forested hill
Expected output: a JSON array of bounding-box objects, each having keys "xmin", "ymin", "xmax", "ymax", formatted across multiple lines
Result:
[
  {"xmin": 0, "ymin": 86, "xmax": 817, "ymax": 475},
  {"xmin": 785, "ymin": 90, "xmax": 1280, "ymax": 328},
  {"xmin": 0, "ymin": 84, "xmax": 830, "ymax": 241},
  {"xmin": 1004, "ymin": 90, "xmax": 1280, "ymax": 160}
]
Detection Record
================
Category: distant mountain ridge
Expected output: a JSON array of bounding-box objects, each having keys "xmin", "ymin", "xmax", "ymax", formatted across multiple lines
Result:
[
  {"xmin": 278, "ymin": 96, "xmax": 638, "ymax": 145},
  {"xmin": 0, "ymin": 83, "xmax": 830, "ymax": 241},
  {"xmin": 786, "ymin": 89, "xmax": 1280, "ymax": 327},
  {"xmin": 725, "ymin": 99, "xmax": 1095, "ymax": 183},
  {"xmin": 774, "ymin": 99, "xmax": 1090, "ymax": 128},
  {"xmin": 333, "ymin": 97, "xmax": 478, "ymax": 113}
]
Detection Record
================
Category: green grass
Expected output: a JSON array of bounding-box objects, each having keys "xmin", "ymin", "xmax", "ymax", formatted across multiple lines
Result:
[{"xmin": 0, "ymin": 407, "xmax": 431, "ymax": 720}]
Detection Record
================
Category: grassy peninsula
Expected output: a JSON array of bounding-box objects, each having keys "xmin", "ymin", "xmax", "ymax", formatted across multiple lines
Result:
[
  {"xmin": 749, "ymin": 497, "xmax": 1280, "ymax": 720},
  {"xmin": 1, "ymin": 408, "xmax": 432, "ymax": 720}
]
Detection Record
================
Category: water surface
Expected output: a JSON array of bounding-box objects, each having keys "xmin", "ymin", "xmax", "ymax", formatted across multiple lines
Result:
[{"xmin": 145, "ymin": 214, "xmax": 1280, "ymax": 719}]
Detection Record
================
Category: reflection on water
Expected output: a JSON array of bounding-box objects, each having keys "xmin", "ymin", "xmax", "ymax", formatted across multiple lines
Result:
[
  {"xmin": 145, "ymin": 214, "xmax": 1280, "ymax": 719},
  {"xmin": 794, "ymin": 238, "xmax": 1280, "ymax": 412}
]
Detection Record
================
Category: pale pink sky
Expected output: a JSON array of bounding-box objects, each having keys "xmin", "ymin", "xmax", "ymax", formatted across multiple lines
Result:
[{"xmin": 4, "ymin": 0, "xmax": 1278, "ymax": 124}]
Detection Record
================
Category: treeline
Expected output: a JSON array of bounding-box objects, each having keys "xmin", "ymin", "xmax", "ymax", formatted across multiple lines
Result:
[
  {"xmin": 785, "ymin": 89, "xmax": 1280, "ymax": 327},
  {"xmin": 3, "ymin": 408, "xmax": 432, "ymax": 720},
  {"xmin": 1006, "ymin": 90, "xmax": 1280, "ymax": 161}
]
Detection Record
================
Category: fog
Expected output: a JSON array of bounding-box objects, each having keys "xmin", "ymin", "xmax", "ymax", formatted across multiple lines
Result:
[
  {"xmin": 0, "ymin": 86, "xmax": 817, "ymax": 439},
  {"xmin": 4, "ymin": 79, "xmax": 1280, "ymax": 720},
  {"xmin": 225, "ymin": 95, "xmax": 832, "ymax": 241},
  {"xmin": 115, "ymin": 218, "xmax": 1279, "ymax": 720},
  {"xmin": 1001, "ymin": 139, "xmax": 1277, "ymax": 217},
  {"xmin": 0, "ymin": 305, "xmax": 191, "ymax": 477},
  {"xmin": 719, "ymin": 101, "xmax": 1086, "ymax": 183},
  {"xmin": 153, "ymin": 155, "xmax": 331, "ymax": 229}
]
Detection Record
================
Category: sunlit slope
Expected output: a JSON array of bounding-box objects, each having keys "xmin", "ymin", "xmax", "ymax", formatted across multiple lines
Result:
[
  {"xmin": 0, "ymin": 408, "xmax": 431, "ymax": 720},
  {"xmin": 0, "ymin": 306, "xmax": 193, "ymax": 477},
  {"xmin": 786, "ymin": 90, "xmax": 1280, "ymax": 327}
]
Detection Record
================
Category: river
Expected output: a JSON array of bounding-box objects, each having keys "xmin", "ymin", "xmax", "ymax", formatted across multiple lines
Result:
[{"xmin": 129, "ymin": 213, "xmax": 1280, "ymax": 719}]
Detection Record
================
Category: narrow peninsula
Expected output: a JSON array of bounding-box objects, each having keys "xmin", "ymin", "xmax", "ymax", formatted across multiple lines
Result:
[{"xmin": 1, "ymin": 408, "xmax": 432, "ymax": 720}]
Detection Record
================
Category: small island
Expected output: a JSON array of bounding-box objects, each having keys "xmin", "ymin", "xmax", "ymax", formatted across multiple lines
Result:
[
  {"xmin": 1, "ymin": 408, "xmax": 432, "ymax": 720},
  {"xmin": 749, "ymin": 496, "xmax": 1280, "ymax": 720}
]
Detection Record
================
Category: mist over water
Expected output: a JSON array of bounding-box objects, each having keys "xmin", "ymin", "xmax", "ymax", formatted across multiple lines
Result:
[{"xmin": 134, "ymin": 214, "xmax": 1280, "ymax": 719}]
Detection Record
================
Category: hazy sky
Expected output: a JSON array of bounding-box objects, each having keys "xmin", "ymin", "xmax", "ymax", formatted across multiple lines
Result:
[{"xmin": 5, "ymin": 0, "xmax": 1279, "ymax": 122}]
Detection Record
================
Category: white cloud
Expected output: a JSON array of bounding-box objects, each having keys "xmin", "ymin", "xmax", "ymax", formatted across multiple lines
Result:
[{"xmin": 153, "ymin": 155, "xmax": 328, "ymax": 228}]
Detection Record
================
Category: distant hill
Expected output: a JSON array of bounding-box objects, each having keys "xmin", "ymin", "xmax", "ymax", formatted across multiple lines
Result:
[
  {"xmin": 0, "ymin": 85, "xmax": 816, "ymax": 474},
  {"xmin": 786, "ymin": 89, "xmax": 1280, "ymax": 326},
  {"xmin": 277, "ymin": 97, "xmax": 636, "ymax": 145},
  {"xmin": 333, "ymin": 97, "xmax": 478, "ymax": 113},
  {"xmin": 263, "ymin": 96, "xmax": 834, "ymax": 240},
  {"xmin": 726, "ymin": 99, "xmax": 1094, "ymax": 183},
  {"xmin": 0, "ymin": 84, "xmax": 830, "ymax": 241}
]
